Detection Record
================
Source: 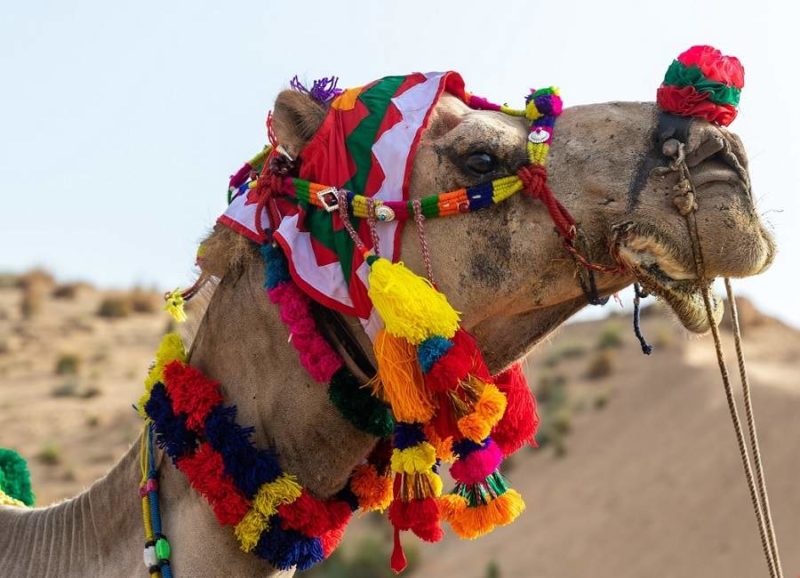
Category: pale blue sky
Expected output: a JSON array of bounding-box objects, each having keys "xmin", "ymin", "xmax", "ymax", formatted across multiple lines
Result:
[{"xmin": 2, "ymin": 0, "xmax": 798, "ymax": 326}]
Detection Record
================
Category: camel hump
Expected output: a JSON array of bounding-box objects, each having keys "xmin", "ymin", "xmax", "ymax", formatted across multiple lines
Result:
[{"xmin": 0, "ymin": 448, "xmax": 35, "ymax": 507}]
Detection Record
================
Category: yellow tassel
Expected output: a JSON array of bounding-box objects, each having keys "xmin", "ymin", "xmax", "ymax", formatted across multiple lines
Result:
[
  {"xmin": 367, "ymin": 257, "xmax": 459, "ymax": 344},
  {"xmin": 164, "ymin": 289, "xmax": 187, "ymax": 323},
  {"xmin": 138, "ymin": 333, "xmax": 187, "ymax": 417},
  {"xmin": 374, "ymin": 330, "xmax": 435, "ymax": 423},
  {"xmin": 234, "ymin": 510, "xmax": 269, "ymax": 553},
  {"xmin": 391, "ymin": 443, "xmax": 437, "ymax": 475}
]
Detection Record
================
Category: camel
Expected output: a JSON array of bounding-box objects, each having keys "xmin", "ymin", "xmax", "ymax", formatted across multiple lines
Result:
[{"xmin": 0, "ymin": 83, "xmax": 774, "ymax": 577}]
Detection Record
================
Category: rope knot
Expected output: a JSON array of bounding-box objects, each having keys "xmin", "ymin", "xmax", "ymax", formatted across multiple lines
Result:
[{"xmin": 517, "ymin": 165, "xmax": 548, "ymax": 199}]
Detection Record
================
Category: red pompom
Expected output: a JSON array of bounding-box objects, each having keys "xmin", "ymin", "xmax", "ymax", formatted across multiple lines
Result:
[
  {"xmin": 320, "ymin": 524, "xmax": 347, "ymax": 557},
  {"xmin": 163, "ymin": 361, "xmax": 223, "ymax": 432},
  {"xmin": 677, "ymin": 45, "xmax": 744, "ymax": 88},
  {"xmin": 491, "ymin": 364, "xmax": 539, "ymax": 456},
  {"xmin": 657, "ymin": 85, "xmax": 738, "ymax": 127},
  {"xmin": 388, "ymin": 498, "xmax": 413, "ymax": 531},
  {"xmin": 424, "ymin": 330, "xmax": 489, "ymax": 392},
  {"xmin": 176, "ymin": 443, "xmax": 250, "ymax": 526},
  {"xmin": 406, "ymin": 498, "xmax": 444, "ymax": 542},
  {"xmin": 278, "ymin": 491, "xmax": 352, "ymax": 537}
]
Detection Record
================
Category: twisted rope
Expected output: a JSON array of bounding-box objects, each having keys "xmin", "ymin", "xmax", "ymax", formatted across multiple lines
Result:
[{"xmin": 671, "ymin": 143, "xmax": 782, "ymax": 578}]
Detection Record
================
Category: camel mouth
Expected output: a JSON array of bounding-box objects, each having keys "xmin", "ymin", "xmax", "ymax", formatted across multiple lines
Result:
[{"xmin": 617, "ymin": 234, "xmax": 723, "ymax": 333}]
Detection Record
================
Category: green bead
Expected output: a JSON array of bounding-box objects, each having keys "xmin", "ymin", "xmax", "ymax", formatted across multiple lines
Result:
[{"xmin": 155, "ymin": 537, "xmax": 171, "ymax": 561}]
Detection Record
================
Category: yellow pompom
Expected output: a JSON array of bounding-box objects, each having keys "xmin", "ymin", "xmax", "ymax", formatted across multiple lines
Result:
[
  {"xmin": 456, "ymin": 381, "xmax": 507, "ymax": 442},
  {"xmin": 457, "ymin": 413, "xmax": 493, "ymax": 443},
  {"xmin": 253, "ymin": 474, "xmax": 303, "ymax": 516},
  {"xmin": 525, "ymin": 99, "xmax": 542, "ymax": 122},
  {"xmin": 475, "ymin": 382, "xmax": 507, "ymax": 425},
  {"xmin": 367, "ymin": 257, "xmax": 459, "ymax": 344},
  {"xmin": 138, "ymin": 333, "xmax": 187, "ymax": 417},
  {"xmin": 0, "ymin": 489, "xmax": 26, "ymax": 508},
  {"xmin": 164, "ymin": 289, "xmax": 187, "ymax": 323},
  {"xmin": 391, "ymin": 442, "xmax": 437, "ymax": 475},
  {"xmin": 234, "ymin": 510, "xmax": 269, "ymax": 553},
  {"xmin": 374, "ymin": 330, "xmax": 435, "ymax": 423}
]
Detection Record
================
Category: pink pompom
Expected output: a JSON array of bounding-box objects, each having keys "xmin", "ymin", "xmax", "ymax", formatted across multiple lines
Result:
[{"xmin": 450, "ymin": 439, "xmax": 503, "ymax": 484}]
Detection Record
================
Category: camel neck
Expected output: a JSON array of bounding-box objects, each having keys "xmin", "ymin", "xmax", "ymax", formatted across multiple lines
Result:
[{"xmin": 0, "ymin": 438, "xmax": 143, "ymax": 577}]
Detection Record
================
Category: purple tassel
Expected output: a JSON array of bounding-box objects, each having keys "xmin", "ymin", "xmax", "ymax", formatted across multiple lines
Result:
[{"xmin": 290, "ymin": 75, "xmax": 343, "ymax": 104}]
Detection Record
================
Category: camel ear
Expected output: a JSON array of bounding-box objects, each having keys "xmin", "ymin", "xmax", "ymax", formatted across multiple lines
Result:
[{"xmin": 271, "ymin": 90, "xmax": 327, "ymax": 158}]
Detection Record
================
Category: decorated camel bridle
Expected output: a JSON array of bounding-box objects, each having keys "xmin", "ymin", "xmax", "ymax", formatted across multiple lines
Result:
[{"xmin": 130, "ymin": 47, "xmax": 784, "ymax": 578}]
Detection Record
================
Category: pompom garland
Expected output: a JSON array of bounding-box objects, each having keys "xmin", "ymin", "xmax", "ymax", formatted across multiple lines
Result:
[
  {"xmin": 141, "ymin": 334, "xmax": 369, "ymax": 571},
  {"xmin": 261, "ymin": 245, "xmax": 394, "ymax": 437}
]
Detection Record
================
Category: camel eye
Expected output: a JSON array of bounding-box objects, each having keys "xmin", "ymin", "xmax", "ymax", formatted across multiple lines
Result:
[{"xmin": 465, "ymin": 152, "xmax": 497, "ymax": 175}]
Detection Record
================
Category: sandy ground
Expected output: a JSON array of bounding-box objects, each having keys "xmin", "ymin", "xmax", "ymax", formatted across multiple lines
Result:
[{"xmin": 1, "ymin": 278, "xmax": 798, "ymax": 577}]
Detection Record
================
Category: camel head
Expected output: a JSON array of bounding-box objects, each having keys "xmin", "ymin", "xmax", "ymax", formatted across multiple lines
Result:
[{"xmin": 210, "ymin": 87, "xmax": 773, "ymax": 372}]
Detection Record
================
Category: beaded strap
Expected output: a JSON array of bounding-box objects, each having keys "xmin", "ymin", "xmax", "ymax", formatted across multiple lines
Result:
[{"xmin": 227, "ymin": 88, "xmax": 563, "ymax": 224}]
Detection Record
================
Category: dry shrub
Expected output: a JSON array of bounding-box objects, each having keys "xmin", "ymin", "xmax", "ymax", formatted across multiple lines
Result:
[
  {"xmin": 17, "ymin": 268, "xmax": 55, "ymax": 291},
  {"xmin": 127, "ymin": 288, "xmax": 162, "ymax": 314},
  {"xmin": 20, "ymin": 288, "xmax": 44, "ymax": 319},
  {"xmin": 585, "ymin": 350, "xmax": 614, "ymax": 379},
  {"xmin": 36, "ymin": 443, "xmax": 61, "ymax": 465},
  {"xmin": 55, "ymin": 353, "xmax": 80, "ymax": 375},
  {"xmin": 97, "ymin": 296, "xmax": 131, "ymax": 318},
  {"xmin": 596, "ymin": 323, "xmax": 624, "ymax": 350},
  {"xmin": 52, "ymin": 282, "xmax": 93, "ymax": 300}
]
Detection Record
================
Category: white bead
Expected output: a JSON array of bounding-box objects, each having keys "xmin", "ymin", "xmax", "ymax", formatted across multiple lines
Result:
[{"xmin": 144, "ymin": 545, "xmax": 158, "ymax": 568}]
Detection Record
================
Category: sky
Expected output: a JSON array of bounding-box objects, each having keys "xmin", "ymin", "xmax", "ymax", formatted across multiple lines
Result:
[{"xmin": 1, "ymin": 0, "xmax": 798, "ymax": 327}]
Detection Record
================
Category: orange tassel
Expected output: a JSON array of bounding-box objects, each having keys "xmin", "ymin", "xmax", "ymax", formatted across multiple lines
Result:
[{"xmin": 374, "ymin": 330, "xmax": 435, "ymax": 423}]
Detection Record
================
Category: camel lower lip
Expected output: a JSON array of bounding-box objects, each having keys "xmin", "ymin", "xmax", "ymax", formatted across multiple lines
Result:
[{"xmin": 618, "ymin": 241, "xmax": 723, "ymax": 333}]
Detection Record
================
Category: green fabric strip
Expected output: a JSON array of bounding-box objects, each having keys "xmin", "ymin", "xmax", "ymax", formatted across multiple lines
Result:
[
  {"xmin": 343, "ymin": 75, "xmax": 407, "ymax": 194},
  {"xmin": 663, "ymin": 60, "xmax": 741, "ymax": 106}
]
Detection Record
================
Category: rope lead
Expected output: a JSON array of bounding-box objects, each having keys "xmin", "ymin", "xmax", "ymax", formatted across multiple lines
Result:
[{"xmin": 632, "ymin": 283, "xmax": 653, "ymax": 355}]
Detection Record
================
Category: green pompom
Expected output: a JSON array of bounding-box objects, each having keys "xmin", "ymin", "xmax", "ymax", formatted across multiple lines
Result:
[
  {"xmin": 328, "ymin": 369, "xmax": 394, "ymax": 438},
  {"xmin": 0, "ymin": 449, "xmax": 35, "ymax": 506}
]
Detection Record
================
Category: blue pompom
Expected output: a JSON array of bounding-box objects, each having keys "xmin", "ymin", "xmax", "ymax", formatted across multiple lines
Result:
[
  {"xmin": 261, "ymin": 244, "xmax": 291, "ymax": 289},
  {"xmin": 417, "ymin": 336, "xmax": 453, "ymax": 373},
  {"xmin": 253, "ymin": 524, "xmax": 324, "ymax": 571},
  {"xmin": 452, "ymin": 437, "xmax": 488, "ymax": 459},
  {"xmin": 393, "ymin": 422, "xmax": 426, "ymax": 450},
  {"xmin": 145, "ymin": 384, "xmax": 197, "ymax": 462}
]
